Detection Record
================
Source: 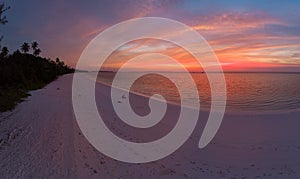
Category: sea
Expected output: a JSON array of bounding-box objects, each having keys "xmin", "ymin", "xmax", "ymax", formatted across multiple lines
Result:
[{"xmin": 95, "ymin": 72, "xmax": 300, "ymax": 113}]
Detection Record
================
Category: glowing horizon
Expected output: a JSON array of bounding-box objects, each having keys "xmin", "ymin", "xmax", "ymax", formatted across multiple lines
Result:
[{"xmin": 2, "ymin": 1, "xmax": 300, "ymax": 72}]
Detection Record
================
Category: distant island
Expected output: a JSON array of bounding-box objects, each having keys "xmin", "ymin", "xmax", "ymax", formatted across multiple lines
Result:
[{"xmin": 0, "ymin": 42, "xmax": 74, "ymax": 112}]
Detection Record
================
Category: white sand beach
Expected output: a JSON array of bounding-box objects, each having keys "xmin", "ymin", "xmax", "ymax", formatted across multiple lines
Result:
[{"xmin": 1, "ymin": 73, "xmax": 300, "ymax": 178}]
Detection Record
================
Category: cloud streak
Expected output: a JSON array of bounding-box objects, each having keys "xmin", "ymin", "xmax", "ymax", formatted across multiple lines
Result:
[{"xmin": 2, "ymin": 0, "xmax": 300, "ymax": 72}]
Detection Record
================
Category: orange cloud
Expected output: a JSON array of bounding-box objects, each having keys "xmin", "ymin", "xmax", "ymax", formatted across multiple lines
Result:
[
  {"xmin": 80, "ymin": 11, "xmax": 300, "ymax": 72},
  {"xmin": 191, "ymin": 11, "xmax": 285, "ymax": 32}
]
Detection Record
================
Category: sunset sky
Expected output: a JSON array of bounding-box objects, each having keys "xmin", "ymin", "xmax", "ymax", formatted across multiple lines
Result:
[{"xmin": 2, "ymin": 0, "xmax": 300, "ymax": 72}]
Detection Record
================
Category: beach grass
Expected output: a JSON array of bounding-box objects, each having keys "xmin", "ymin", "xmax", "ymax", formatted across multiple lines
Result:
[{"xmin": 0, "ymin": 82, "xmax": 46, "ymax": 112}]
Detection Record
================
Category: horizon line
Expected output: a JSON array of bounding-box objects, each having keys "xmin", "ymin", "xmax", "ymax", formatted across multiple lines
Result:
[{"xmin": 80, "ymin": 70, "xmax": 300, "ymax": 74}]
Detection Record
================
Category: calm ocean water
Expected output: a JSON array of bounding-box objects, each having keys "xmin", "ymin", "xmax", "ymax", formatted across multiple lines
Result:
[{"xmin": 96, "ymin": 72, "xmax": 300, "ymax": 113}]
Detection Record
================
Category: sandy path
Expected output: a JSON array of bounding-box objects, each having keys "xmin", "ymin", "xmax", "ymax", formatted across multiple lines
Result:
[{"xmin": 1, "ymin": 74, "xmax": 300, "ymax": 178}]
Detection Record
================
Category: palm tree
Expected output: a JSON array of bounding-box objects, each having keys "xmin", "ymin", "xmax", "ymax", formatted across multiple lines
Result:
[
  {"xmin": 33, "ymin": 48, "xmax": 41, "ymax": 56},
  {"xmin": 31, "ymin": 41, "xmax": 38, "ymax": 50},
  {"xmin": 21, "ymin": 42, "xmax": 30, "ymax": 54},
  {"xmin": 0, "ymin": 46, "xmax": 8, "ymax": 58},
  {"xmin": 31, "ymin": 41, "xmax": 41, "ymax": 56},
  {"xmin": 55, "ymin": 57, "xmax": 60, "ymax": 64}
]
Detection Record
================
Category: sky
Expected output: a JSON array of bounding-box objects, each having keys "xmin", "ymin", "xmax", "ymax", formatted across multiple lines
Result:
[{"xmin": 1, "ymin": 0, "xmax": 300, "ymax": 72}]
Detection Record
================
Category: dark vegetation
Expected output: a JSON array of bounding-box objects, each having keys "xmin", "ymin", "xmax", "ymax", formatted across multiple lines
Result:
[
  {"xmin": 0, "ymin": 3, "xmax": 74, "ymax": 112},
  {"xmin": 0, "ymin": 43, "xmax": 74, "ymax": 112}
]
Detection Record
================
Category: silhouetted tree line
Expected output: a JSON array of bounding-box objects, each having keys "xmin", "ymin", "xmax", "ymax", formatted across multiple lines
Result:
[
  {"xmin": 0, "ymin": 42, "xmax": 74, "ymax": 88},
  {"xmin": 0, "ymin": 42, "xmax": 74, "ymax": 111},
  {"xmin": 0, "ymin": 3, "xmax": 74, "ymax": 111}
]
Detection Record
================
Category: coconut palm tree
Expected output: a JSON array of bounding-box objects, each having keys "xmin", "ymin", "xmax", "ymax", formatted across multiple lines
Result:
[
  {"xmin": 31, "ymin": 41, "xmax": 38, "ymax": 50},
  {"xmin": 55, "ymin": 57, "xmax": 60, "ymax": 64},
  {"xmin": 33, "ymin": 48, "xmax": 41, "ymax": 56},
  {"xmin": 21, "ymin": 42, "xmax": 30, "ymax": 54},
  {"xmin": 0, "ymin": 46, "xmax": 8, "ymax": 58},
  {"xmin": 31, "ymin": 41, "xmax": 41, "ymax": 56}
]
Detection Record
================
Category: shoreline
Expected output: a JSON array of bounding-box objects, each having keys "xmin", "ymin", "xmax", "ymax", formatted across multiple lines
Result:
[{"xmin": 1, "ymin": 73, "xmax": 300, "ymax": 178}]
